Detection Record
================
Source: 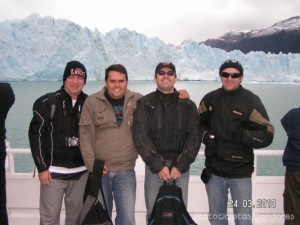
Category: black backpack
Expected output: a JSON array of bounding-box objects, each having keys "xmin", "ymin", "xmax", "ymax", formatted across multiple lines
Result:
[
  {"xmin": 148, "ymin": 181, "xmax": 197, "ymax": 225},
  {"xmin": 76, "ymin": 160, "xmax": 113, "ymax": 225},
  {"xmin": 47, "ymin": 92, "xmax": 57, "ymax": 120}
]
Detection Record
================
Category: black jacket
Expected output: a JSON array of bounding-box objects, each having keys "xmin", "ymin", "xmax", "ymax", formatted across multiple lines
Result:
[
  {"xmin": 199, "ymin": 85, "xmax": 274, "ymax": 178},
  {"xmin": 0, "ymin": 83, "xmax": 15, "ymax": 150},
  {"xmin": 28, "ymin": 86, "xmax": 88, "ymax": 173},
  {"xmin": 132, "ymin": 90, "xmax": 200, "ymax": 174}
]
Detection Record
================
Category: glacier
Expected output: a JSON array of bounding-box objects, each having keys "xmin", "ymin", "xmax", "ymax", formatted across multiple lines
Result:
[{"xmin": 0, "ymin": 14, "xmax": 300, "ymax": 82}]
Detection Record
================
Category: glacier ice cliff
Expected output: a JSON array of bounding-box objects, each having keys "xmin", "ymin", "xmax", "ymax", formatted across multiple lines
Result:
[{"xmin": 0, "ymin": 14, "xmax": 299, "ymax": 82}]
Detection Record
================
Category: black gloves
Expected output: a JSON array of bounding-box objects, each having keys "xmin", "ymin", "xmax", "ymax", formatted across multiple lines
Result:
[
  {"xmin": 231, "ymin": 128, "xmax": 243, "ymax": 143},
  {"xmin": 202, "ymin": 131, "xmax": 216, "ymax": 145}
]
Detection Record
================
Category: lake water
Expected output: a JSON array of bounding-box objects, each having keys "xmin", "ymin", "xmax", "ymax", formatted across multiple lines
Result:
[{"xmin": 5, "ymin": 80, "xmax": 300, "ymax": 175}]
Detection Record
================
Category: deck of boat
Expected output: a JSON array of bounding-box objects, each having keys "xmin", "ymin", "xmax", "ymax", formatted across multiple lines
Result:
[{"xmin": 6, "ymin": 148, "xmax": 285, "ymax": 225}]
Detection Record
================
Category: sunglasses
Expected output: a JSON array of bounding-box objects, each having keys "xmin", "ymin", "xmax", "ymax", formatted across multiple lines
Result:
[
  {"xmin": 157, "ymin": 71, "xmax": 176, "ymax": 76},
  {"xmin": 220, "ymin": 72, "xmax": 241, "ymax": 79}
]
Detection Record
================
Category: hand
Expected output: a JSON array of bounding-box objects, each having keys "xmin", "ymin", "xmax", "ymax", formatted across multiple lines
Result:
[
  {"xmin": 38, "ymin": 170, "xmax": 52, "ymax": 185},
  {"xmin": 231, "ymin": 127, "xmax": 243, "ymax": 143},
  {"xmin": 202, "ymin": 131, "xmax": 216, "ymax": 145},
  {"xmin": 170, "ymin": 167, "xmax": 181, "ymax": 180},
  {"xmin": 158, "ymin": 166, "xmax": 172, "ymax": 181},
  {"xmin": 102, "ymin": 164, "xmax": 108, "ymax": 176},
  {"xmin": 178, "ymin": 89, "xmax": 190, "ymax": 99}
]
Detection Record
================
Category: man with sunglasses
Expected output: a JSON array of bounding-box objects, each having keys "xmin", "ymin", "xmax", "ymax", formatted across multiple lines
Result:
[
  {"xmin": 132, "ymin": 62, "xmax": 201, "ymax": 221},
  {"xmin": 198, "ymin": 59, "xmax": 274, "ymax": 225}
]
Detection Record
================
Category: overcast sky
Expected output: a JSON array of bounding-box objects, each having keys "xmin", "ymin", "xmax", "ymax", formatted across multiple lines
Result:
[{"xmin": 0, "ymin": 0, "xmax": 299, "ymax": 45}]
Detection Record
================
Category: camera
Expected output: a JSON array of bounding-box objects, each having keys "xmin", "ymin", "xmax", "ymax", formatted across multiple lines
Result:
[{"xmin": 65, "ymin": 137, "xmax": 79, "ymax": 147}]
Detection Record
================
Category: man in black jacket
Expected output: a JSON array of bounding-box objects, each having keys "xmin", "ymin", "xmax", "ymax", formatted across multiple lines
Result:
[
  {"xmin": 132, "ymin": 61, "xmax": 200, "ymax": 220},
  {"xmin": 198, "ymin": 59, "xmax": 274, "ymax": 225},
  {"xmin": 28, "ymin": 61, "xmax": 89, "ymax": 225},
  {"xmin": 0, "ymin": 83, "xmax": 15, "ymax": 225}
]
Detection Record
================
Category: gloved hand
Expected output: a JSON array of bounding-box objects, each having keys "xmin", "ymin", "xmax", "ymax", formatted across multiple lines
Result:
[
  {"xmin": 231, "ymin": 128, "xmax": 244, "ymax": 143},
  {"xmin": 202, "ymin": 131, "xmax": 216, "ymax": 145}
]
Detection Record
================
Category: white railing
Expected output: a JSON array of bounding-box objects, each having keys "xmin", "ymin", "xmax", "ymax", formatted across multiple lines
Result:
[
  {"xmin": 5, "ymin": 148, "xmax": 284, "ymax": 175},
  {"xmin": 6, "ymin": 148, "xmax": 285, "ymax": 225},
  {"xmin": 6, "ymin": 148, "xmax": 33, "ymax": 174}
]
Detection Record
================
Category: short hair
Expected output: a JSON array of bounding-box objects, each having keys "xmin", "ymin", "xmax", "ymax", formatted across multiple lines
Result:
[{"xmin": 105, "ymin": 64, "xmax": 128, "ymax": 81}]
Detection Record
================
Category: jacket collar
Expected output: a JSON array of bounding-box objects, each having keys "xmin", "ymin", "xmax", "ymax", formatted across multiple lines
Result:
[
  {"xmin": 60, "ymin": 85, "xmax": 87, "ymax": 104},
  {"xmin": 221, "ymin": 85, "xmax": 243, "ymax": 96}
]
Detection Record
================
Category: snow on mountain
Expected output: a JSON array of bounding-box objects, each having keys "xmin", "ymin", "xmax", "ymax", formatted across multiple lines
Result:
[
  {"xmin": 252, "ymin": 16, "xmax": 300, "ymax": 38},
  {"xmin": 0, "ymin": 14, "xmax": 300, "ymax": 82},
  {"xmin": 210, "ymin": 16, "xmax": 300, "ymax": 44}
]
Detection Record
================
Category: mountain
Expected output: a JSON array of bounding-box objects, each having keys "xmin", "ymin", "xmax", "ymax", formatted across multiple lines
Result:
[
  {"xmin": 0, "ymin": 14, "xmax": 300, "ymax": 82},
  {"xmin": 203, "ymin": 16, "xmax": 300, "ymax": 54}
]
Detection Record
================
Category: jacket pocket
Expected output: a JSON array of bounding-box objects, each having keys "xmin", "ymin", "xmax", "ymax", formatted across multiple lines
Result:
[
  {"xmin": 93, "ymin": 112, "xmax": 116, "ymax": 128},
  {"xmin": 218, "ymin": 142, "xmax": 254, "ymax": 162}
]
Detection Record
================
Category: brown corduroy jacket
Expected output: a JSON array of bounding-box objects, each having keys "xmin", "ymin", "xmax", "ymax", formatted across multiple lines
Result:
[{"xmin": 79, "ymin": 87, "xmax": 142, "ymax": 172}]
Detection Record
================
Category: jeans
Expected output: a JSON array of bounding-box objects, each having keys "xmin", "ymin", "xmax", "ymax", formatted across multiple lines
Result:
[
  {"xmin": 101, "ymin": 169, "xmax": 136, "ymax": 225},
  {"xmin": 205, "ymin": 174, "xmax": 252, "ymax": 225},
  {"xmin": 144, "ymin": 166, "xmax": 190, "ymax": 220}
]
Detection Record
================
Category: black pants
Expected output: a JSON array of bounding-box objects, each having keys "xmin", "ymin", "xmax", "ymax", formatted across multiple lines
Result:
[
  {"xmin": 284, "ymin": 172, "xmax": 300, "ymax": 225},
  {"xmin": 0, "ymin": 146, "xmax": 8, "ymax": 225}
]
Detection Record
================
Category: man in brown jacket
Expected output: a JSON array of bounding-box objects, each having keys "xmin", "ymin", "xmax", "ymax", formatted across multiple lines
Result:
[{"xmin": 79, "ymin": 64, "xmax": 142, "ymax": 225}]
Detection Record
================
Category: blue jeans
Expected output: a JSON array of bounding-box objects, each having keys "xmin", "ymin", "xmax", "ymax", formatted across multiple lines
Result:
[
  {"xmin": 205, "ymin": 174, "xmax": 252, "ymax": 225},
  {"xmin": 101, "ymin": 169, "xmax": 136, "ymax": 225},
  {"xmin": 144, "ymin": 166, "xmax": 190, "ymax": 219}
]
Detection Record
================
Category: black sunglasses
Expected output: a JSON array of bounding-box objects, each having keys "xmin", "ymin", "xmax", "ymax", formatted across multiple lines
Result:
[
  {"xmin": 220, "ymin": 72, "xmax": 241, "ymax": 79},
  {"xmin": 157, "ymin": 71, "xmax": 176, "ymax": 76}
]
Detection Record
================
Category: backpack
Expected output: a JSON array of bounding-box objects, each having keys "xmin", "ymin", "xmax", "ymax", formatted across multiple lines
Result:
[
  {"xmin": 47, "ymin": 92, "xmax": 56, "ymax": 120},
  {"xmin": 76, "ymin": 160, "xmax": 113, "ymax": 225},
  {"xmin": 148, "ymin": 181, "xmax": 197, "ymax": 225}
]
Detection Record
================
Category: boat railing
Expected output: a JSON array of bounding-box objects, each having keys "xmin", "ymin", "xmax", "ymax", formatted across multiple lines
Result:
[
  {"xmin": 5, "ymin": 148, "xmax": 285, "ymax": 225},
  {"xmin": 5, "ymin": 147, "xmax": 284, "ymax": 175}
]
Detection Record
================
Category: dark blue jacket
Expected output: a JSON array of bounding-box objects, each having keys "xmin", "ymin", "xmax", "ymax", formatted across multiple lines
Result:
[{"xmin": 282, "ymin": 107, "xmax": 300, "ymax": 172}]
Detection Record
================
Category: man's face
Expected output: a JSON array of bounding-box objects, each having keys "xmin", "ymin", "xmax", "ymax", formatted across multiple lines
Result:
[
  {"xmin": 64, "ymin": 73, "xmax": 85, "ymax": 99},
  {"xmin": 105, "ymin": 70, "xmax": 128, "ymax": 99},
  {"xmin": 155, "ymin": 67, "xmax": 176, "ymax": 93},
  {"xmin": 220, "ymin": 68, "xmax": 242, "ymax": 92}
]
